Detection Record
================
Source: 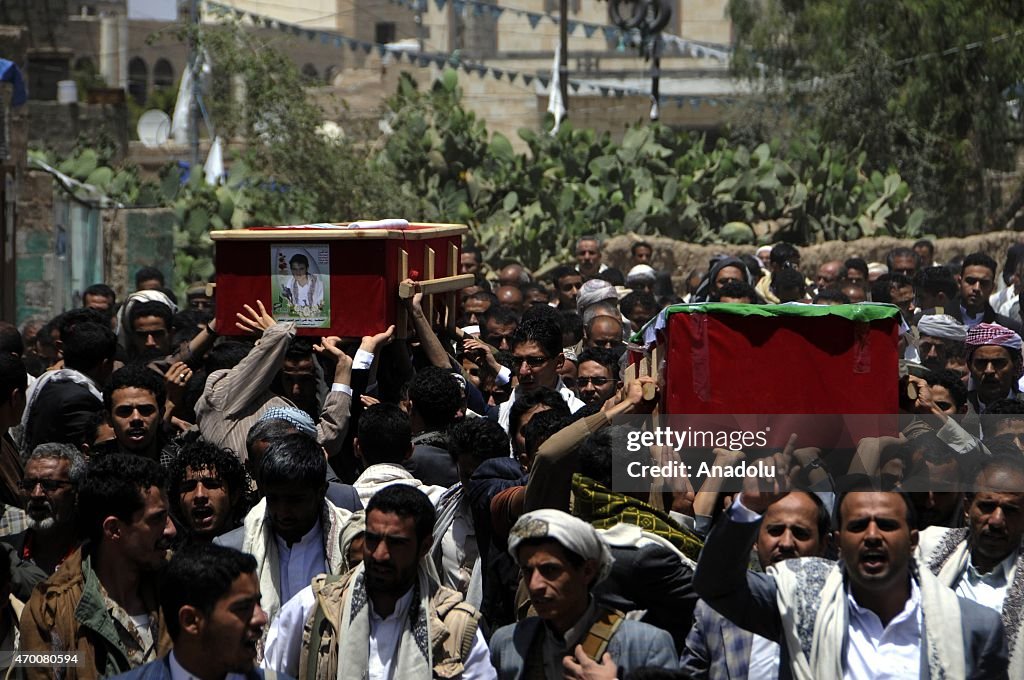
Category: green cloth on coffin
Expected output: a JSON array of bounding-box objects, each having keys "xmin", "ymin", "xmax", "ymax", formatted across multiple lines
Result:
[
  {"xmin": 631, "ymin": 302, "xmax": 902, "ymax": 343},
  {"xmin": 570, "ymin": 473, "xmax": 703, "ymax": 562}
]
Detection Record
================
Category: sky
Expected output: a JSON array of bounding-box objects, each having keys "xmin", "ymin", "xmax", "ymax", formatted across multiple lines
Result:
[{"xmin": 127, "ymin": 0, "xmax": 179, "ymax": 22}]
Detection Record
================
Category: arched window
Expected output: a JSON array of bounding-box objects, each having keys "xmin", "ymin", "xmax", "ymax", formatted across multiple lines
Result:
[
  {"xmin": 153, "ymin": 58, "xmax": 174, "ymax": 90},
  {"xmin": 128, "ymin": 57, "xmax": 148, "ymax": 105}
]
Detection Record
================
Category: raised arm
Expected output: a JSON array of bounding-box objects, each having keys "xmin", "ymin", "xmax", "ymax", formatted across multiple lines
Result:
[
  {"xmin": 205, "ymin": 301, "xmax": 295, "ymax": 418},
  {"xmin": 693, "ymin": 479, "xmax": 788, "ymax": 642}
]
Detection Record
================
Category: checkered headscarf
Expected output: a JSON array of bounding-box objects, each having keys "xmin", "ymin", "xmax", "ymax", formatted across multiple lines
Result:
[
  {"xmin": 964, "ymin": 323, "xmax": 1024, "ymax": 378},
  {"xmin": 257, "ymin": 406, "xmax": 317, "ymax": 437}
]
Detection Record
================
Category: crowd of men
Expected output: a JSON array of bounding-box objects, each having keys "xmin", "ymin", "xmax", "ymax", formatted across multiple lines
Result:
[{"xmin": 0, "ymin": 236, "xmax": 1022, "ymax": 678}]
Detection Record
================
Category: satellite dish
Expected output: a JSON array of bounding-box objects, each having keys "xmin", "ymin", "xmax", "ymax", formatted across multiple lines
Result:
[{"xmin": 137, "ymin": 109, "xmax": 171, "ymax": 148}]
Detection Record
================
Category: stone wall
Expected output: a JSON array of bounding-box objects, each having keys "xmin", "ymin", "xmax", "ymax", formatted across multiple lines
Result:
[
  {"xmin": 27, "ymin": 101, "xmax": 129, "ymax": 160},
  {"xmin": 14, "ymin": 170, "xmax": 57, "ymax": 324}
]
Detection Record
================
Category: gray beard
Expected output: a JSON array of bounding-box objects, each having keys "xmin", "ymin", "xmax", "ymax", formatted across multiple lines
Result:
[{"xmin": 27, "ymin": 516, "xmax": 55, "ymax": 531}]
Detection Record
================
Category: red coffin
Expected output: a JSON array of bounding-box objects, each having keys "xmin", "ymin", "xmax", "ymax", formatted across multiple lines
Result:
[
  {"xmin": 210, "ymin": 223, "xmax": 467, "ymax": 338},
  {"xmin": 647, "ymin": 304, "xmax": 903, "ymax": 448}
]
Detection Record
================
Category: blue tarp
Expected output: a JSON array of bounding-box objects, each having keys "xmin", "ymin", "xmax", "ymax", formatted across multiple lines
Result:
[{"xmin": 0, "ymin": 59, "xmax": 27, "ymax": 107}]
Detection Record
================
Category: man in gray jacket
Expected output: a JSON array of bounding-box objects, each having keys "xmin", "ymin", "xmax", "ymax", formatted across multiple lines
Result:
[{"xmin": 489, "ymin": 509, "xmax": 679, "ymax": 680}]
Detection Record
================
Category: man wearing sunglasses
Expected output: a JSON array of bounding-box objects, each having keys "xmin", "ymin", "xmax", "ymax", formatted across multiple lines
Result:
[
  {"xmin": 498, "ymin": 318, "xmax": 585, "ymax": 433},
  {"xmin": 4, "ymin": 443, "xmax": 83, "ymax": 575},
  {"xmin": 575, "ymin": 348, "xmax": 621, "ymax": 408}
]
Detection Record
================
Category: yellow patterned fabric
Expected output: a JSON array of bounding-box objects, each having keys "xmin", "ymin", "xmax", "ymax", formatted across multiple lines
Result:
[{"xmin": 570, "ymin": 474, "xmax": 703, "ymax": 561}]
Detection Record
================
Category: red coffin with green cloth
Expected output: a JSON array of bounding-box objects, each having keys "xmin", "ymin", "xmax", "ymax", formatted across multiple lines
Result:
[{"xmin": 647, "ymin": 303, "xmax": 902, "ymax": 416}]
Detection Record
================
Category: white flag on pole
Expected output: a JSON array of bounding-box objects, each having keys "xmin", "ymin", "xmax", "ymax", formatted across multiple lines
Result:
[
  {"xmin": 204, "ymin": 136, "xmax": 225, "ymax": 185},
  {"xmin": 170, "ymin": 58, "xmax": 194, "ymax": 145},
  {"xmin": 547, "ymin": 45, "xmax": 566, "ymax": 135}
]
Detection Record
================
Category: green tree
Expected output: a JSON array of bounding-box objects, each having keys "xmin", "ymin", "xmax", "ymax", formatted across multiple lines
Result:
[{"xmin": 728, "ymin": 0, "xmax": 1024, "ymax": 235}]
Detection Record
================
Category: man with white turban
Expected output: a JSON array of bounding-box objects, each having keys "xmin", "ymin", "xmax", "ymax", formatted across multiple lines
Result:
[
  {"xmin": 916, "ymin": 313, "xmax": 968, "ymax": 374},
  {"xmin": 489, "ymin": 509, "xmax": 680, "ymax": 680}
]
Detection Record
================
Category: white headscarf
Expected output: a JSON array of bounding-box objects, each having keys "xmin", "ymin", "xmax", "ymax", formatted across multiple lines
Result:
[
  {"xmin": 115, "ymin": 290, "xmax": 178, "ymax": 349},
  {"xmin": 626, "ymin": 264, "xmax": 656, "ymax": 284},
  {"xmin": 508, "ymin": 509, "xmax": 614, "ymax": 585},
  {"xmin": 916, "ymin": 314, "xmax": 967, "ymax": 343},
  {"xmin": 576, "ymin": 280, "xmax": 618, "ymax": 314}
]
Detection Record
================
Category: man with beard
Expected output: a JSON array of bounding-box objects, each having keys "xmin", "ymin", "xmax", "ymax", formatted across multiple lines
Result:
[
  {"xmin": 695, "ymin": 485, "xmax": 1008, "ymax": 679},
  {"xmin": 3, "ymin": 443, "xmax": 84, "ymax": 574},
  {"xmin": 214, "ymin": 433, "xmax": 351, "ymax": 640},
  {"xmin": 21, "ymin": 454, "xmax": 177, "ymax": 679},
  {"xmin": 263, "ymin": 485, "xmax": 495, "ymax": 680},
  {"xmin": 490, "ymin": 509, "xmax": 679, "ymax": 679},
  {"xmin": 168, "ymin": 438, "xmax": 247, "ymax": 544},
  {"xmin": 575, "ymin": 348, "xmax": 621, "ymax": 409},
  {"xmin": 110, "ymin": 544, "xmax": 276, "ymax": 680},
  {"xmin": 917, "ymin": 454, "xmax": 1024, "ymax": 677},
  {"xmin": 682, "ymin": 492, "xmax": 831, "ymax": 678},
  {"xmin": 104, "ymin": 364, "xmax": 179, "ymax": 468},
  {"xmin": 915, "ymin": 314, "xmax": 967, "ymax": 374},
  {"xmin": 964, "ymin": 323, "xmax": 1024, "ymax": 414}
]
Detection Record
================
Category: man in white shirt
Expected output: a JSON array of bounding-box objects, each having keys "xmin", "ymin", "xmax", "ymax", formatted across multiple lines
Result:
[
  {"xmin": 917, "ymin": 453, "xmax": 1024, "ymax": 676},
  {"xmin": 694, "ymin": 483, "xmax": 1008, "ymax": 679},
  {"xmin": 214, "ymin": 432, "xmax": 351, "ymax": 642},
  {"xmin": 263, "ymin": 484, "xmax": 495, "ymax": 680},
  {"xmin": 109, "ymin": 543, "xmax": 276, "ymax": 680},
  {"xmin": 498, "ymin": 318, "xmax": 584, "ymax": 433}
]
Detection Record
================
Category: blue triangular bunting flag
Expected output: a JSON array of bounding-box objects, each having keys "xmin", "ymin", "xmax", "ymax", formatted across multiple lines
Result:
[
  {"xmin": 377, "ymin": 46, "xmax": 388, "ymax": 57},
  {"xmin": 523, "ymin": 74, "xmax": 534, "ymax": 86},
  {"xmin": 538, "ymin": 76, "xmax": 549, "ymax": 88},
  {"xmin": 434, "ymin": 0, "xmax": 447, "ymax": 11},
  {"xmin": 583, "ymin": 24, "xmax": 597, "ymax": 39},
  {"xmin": 527, "ymin": 13, "xmax": 542, "ymax": 29},
  {"xmin": 602, "ymin": 26, "xmax": 617, "ymax": 42},
  {"xmin": 570, "ymin": 81, "xmax": 580, "ymax": 93},
  {"xmin": 567, "ymin": 21, "xmax": 579, "ymax": 35}
]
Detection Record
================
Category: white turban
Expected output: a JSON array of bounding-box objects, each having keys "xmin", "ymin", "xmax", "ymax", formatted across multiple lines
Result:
[
  {"xmin": 576, "ymin": 280, "xmax": 618, "ymax": 313},
  {"xmin": 116, "ymin": 290, "xmax": 178, "ymax": 348},
  {"xmin": 626, "ymin": 264, "xmax": 656, "ymax": 283},
  {"xmin": 917, "ymin": 314, "xmax": 967, "ymax": 343},
  {"xmin": 507, "ymin": 509, "xmax": 614, "ymax": 585}
]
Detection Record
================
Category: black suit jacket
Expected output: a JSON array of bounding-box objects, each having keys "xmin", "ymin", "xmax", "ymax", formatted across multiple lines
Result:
[
  {"xmin": 594, "ymin": 542, "xmax": 698, "ymax": 653},
  {"xmin": 404, "ymin": 443, "xmax": 459, "ymax": 487}
]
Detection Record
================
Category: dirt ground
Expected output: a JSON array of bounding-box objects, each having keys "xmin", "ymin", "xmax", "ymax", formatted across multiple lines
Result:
[{"xmin": 603, "ymin": 231, "xmax": 1024, "ymax": 285}]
